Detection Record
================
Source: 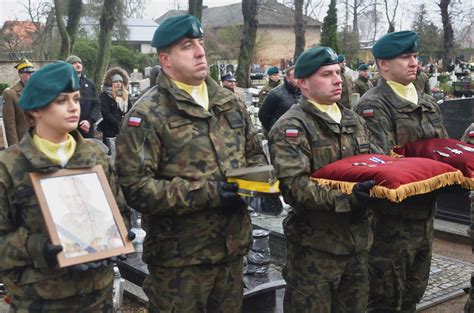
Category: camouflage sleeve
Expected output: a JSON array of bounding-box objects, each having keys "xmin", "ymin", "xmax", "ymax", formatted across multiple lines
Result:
[
  {"xmin": 0, "ymin": 164, "xmax": 46, "ymax": 270},
  {"xmin": 239, "ymin": 101, "xmax": 268, "ymax": 167},
  {"xmin": 115, "ymin": 110, "xmax": 220, "ymax": 217},
  {"xmin": 268, "ymin": 119, "xmax": 351, "ymax": 213},
  {"xmin": 107, "ymin": 162, "xmax": 131, "ymax": 229},
  {"xmin": 461, "ymin": 123, "xmax": 474, "ymax": 144},
  {"xmin": 355, "ymin": 101, "xmax": 394, "ymax": 155}
]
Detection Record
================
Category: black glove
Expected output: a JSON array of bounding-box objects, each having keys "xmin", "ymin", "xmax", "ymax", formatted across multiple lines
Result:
[
  {"xmin": 70, "ymin": 259, "xmax": 111, "ymax": 272},
  {"xmin": 218, "ymin": 182, "xmax": 247, "ymax": 213},
  {"xmin": 43, "ymin": 241, "xmax": 63, "ymax": 268},
  {"xmin": 350, "ymin": 180, "xmax": 376, "ymax": 224},
  {"xmin": 127, "ymin": 230, "xmax": 136, "ymax": 241}
]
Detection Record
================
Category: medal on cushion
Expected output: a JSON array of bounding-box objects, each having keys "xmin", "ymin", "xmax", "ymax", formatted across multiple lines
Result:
[
  {"xmin": 456, "ymin": 143, "xmax": 474, "ymax": 152},
  {"xmin": 444, "ymin": 147, "xmax": 462, "ymax": 155},
  {"xmin": 433, "ymin": 150, "xmax": 450, "ymax": 157}
]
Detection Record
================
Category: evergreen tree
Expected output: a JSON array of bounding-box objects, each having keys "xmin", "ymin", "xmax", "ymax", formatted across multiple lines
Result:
[
  {"xmin": 412, "ymin": 4, "xmax": 443, "ymax": 61},
  {"xmin": 320, "ymin": 0, "xmax": 339, "ymax": 53}
]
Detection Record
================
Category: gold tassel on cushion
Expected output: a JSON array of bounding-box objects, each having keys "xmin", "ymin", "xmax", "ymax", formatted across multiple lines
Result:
[
  {"xmin": 462, "ymin": 177, "xmax": 474, "ymax": 190},
  {"xmin": 311, "ymin": 170, "xmax": 465, "ymax": 203}
]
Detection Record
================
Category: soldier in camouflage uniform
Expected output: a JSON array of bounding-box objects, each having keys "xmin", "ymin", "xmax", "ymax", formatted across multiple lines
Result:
[
  {"xmin": 462, "ymin": 123, "xmax": 474, "ymax": 313},
  {"xmin": 269, "ymin": 46, "xmax": 377, "ymax": 313},
  {"xmin": 258, "ymin": 66, "xmax": 281, "ymax": 107},
  {"xmin": 355, "ymin": 31, "xmax": 448, "ymax": 312},
  {"xmin": 413, "ymin": 62, "xmax": 431, "ymax": 95},
  {"xmin": 337, "ymin": 54, "xmax": 354, "ymax": 109},
  {"xmin": 115, "ymin": 15, "xmax": 267, "ymax": 313},
  {"xmin": 353, "ymin": 64, "xmax": 373, "ymax": 97},
  {"xmin": 0, "ymin": 62, "xmax": 131, "ymax": 312}
]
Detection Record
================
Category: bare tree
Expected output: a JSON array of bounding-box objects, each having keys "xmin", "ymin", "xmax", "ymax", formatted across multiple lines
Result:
[
  {"xmin": 236, "ymin": 0, "xmax": 258, "ymax": 88},
  {"xmin": 383, "ymin": 0, "xmax": 398, "ymax": 33},
  {"xmin": 294, "ymin": 0, "xmax": 305, "ymax": 61},
  {"xmin": 438, "ymin": 0, "xmax": 454, "ymax": 70},
  {"xmin": 94, "ymin": 0, "xmax": 120, "ymax": 83},
  {"xmin": 188, "ymin": 0, "xmax": 203, "ymax": 20},
  {"xmin": 123, "ymin": 0, "xmax": 148, "ymax": 18},
  {"xmin": 350, "ymin": 0, "xmax": 372, "ymax": 34},
  {"xmin": 54, "ymin": 0, "xmax": 83, "ymax": 59}
]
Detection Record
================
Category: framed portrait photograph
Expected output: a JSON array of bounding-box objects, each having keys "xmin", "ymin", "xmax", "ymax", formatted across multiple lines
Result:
[{"xmin": 30, "ymin": 165, "xmax": 134, "ymax": 268}]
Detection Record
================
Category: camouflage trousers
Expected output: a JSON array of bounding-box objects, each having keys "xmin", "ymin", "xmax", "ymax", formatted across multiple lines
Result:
[
  {"xmin": 282, "ymin": 243, "xmax": 369, "ymax": 313},
  {"xmin": 368, "ymin": 215, "xmax": 434, "ymax": 313},
  {"xmin": 144, "ymin": 258, "xmax": 244, "ymax": 313},
  {"xmin": 9, "ymin": 282, "xmax": 113, "ymax": 313}
]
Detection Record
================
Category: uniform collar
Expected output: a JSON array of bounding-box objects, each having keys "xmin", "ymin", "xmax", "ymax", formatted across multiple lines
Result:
[{"xmin": 378, "ymin": 78, "xmax": 436, "ymax": 113}]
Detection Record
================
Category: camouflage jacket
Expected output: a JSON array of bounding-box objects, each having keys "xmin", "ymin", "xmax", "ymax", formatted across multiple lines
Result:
[
  {"xmin": 115, "ymin": 72, "xmax": 267, "ymax": 267},
  {"xmin": 413, "ymin": 71, "xmax": 432, "ymax": 95},
  {"xmin": 268, "ymin": 99, "xmax": 371, "ymax": 255},
  {"xmin": 460, "ymin": 123, "xmax": 474, "ymax": 145},
  {"xmin": 339, "ymin": 71, "xmax": 353, "ymax": 109},
  {"xmin": 355, "ymin": 78, "xmax": 448, "ymax": 219},
  {"xmin": 2, "ymin": 81, "xmax": 29, "ymax": 146},
  {"xmin": 353, "ymin": 76, "xmax": 373, "ymax": 97},
  {"xmin": 0, "ymin": 130, "xmax": 131, "ymax": 300},
  {"xmin": 258, "ymin": 79, "xmax": 281, "ymax": 107}
]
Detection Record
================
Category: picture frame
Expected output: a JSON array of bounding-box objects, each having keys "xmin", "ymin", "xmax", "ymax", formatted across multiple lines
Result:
[{"xmin": 30, "ymin": 165, "xmax": 134, "ymax": 268}]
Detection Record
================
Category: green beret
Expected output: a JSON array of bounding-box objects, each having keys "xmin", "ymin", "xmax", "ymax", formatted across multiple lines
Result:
[
  {"xmin": 294, "ymin": 46, "xmax": 339, "ymax": 78},
  {"xmin": 19, "ymin": 62, "xmax": 80, "ymax": 110},
  {"xmin": 267, "ymin": 66, "xmax": 279, "ymax": 75},
  {"xmin": 372, "ymin": 31, "xmax": 419, "ymax": 59},
  {"xmin": 337, "ymin": 54, "xmax": 346, "ymax": 63},
  {"xmin": 66, "ymin": 55, "xmax": 82, "ymax": 64},
  {"xmin": 152, "ymin": 15, "xmax": 203, "ymax": 49},
  {"xmin": 358, "ymin": 64, "xmax": 369, "ymax": 71}
]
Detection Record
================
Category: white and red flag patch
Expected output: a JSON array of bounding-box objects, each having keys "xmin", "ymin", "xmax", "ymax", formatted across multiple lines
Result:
[
  {"xmin": 285, "ymin": 129, "xmax": 299, "ymax": 137},
  {"xmin": 128, "ymin": 116, "xmax": 142, "ymax": 127},
  {"xmin": 469, "ymin": 130, "xmax": 474, "ymax": 137},
  {"xmin": 362, "ymin": 109, "xmax": 374, "ymax": 117}
]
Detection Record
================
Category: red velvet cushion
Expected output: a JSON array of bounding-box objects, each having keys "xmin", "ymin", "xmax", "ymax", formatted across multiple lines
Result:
[
  {"xmin": 392, "ymin": 138, "xmax": 474, "ymax": 189},
  {"xmin": 311, "ymin": 154, "xmax": 464, "ymax": 202}
]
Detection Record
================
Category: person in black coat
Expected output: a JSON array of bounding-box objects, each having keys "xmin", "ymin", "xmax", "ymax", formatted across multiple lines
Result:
[
  {"xmin": 66, "ymin": 55, "xmax": 101, "ymax": 138},
  {"xmin": 100, "ymin": 67, "xmax": 132, "ymax": 147},
  {"xmin": 258, "ymin": 66, "xmax": 301, "ymax": 133}
]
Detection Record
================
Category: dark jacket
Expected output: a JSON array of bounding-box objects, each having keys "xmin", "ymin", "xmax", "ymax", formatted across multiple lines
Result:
[
  {"xmin": 78, "ymin": 75, "xmax": 101, "ymax": 138},
  {"xmin": 100, "ymin": 67, "xmax": 132, "ymax": 141},
  {"xmin": 258, "ymin": 78, "xmax": 301, "ymax": 132}
]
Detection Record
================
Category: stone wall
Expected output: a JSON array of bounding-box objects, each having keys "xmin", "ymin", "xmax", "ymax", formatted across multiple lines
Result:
[{"xmin": 0, "ymin": 61, "xmax": 51, "ymax": 88}]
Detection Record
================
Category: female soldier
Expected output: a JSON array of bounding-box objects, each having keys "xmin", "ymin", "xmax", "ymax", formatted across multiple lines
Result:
[
  {"xmin": 0, "ymin": 61, "xmax": 132, "ymax": 312},
  {"xmin": 99, "ymin": 67, "xmax": 132, "ymax": 148}
]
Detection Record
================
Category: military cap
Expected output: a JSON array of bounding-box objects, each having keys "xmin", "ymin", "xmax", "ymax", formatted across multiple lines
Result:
[
  {"xmin": 66, "ymin": 55, "xmax": 82, "ymax": 64},
  {"xmin": 19, "ymin": 61, "xmax": 80, "ymax": 110},
  {"xmin": 151, "ymin": 15, "xmax": 203, "ymax": 49},
  {"xmin": 15, "ymin": 59, "xmax": 35, "ymax": 73},
  {"xmin": 267, "ymin": 66, "xmax": 279, "ymax": 75},
  {"xmin": 294, "ymin": 46, "xmax": 339, "ymax": 78},
  {"xmin": 358, "ymin": 63, "xmax": 369, "ymax": 71},
  {"xmin": 337, "ymin": 54, "xmax": 346, "ymax": 63},
  {"xmin": 372, "ymin": 31, "xmax": 419, "ymax": 59},
  {"xmin": 221, "ymin": 72, "xmax": 236, "ymax": 82}
]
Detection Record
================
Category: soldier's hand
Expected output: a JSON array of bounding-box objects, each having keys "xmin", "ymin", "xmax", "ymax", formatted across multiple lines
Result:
[
  {"xmin": 127, "ymin": 230, "xmax": 136, "ymax": 241},
  {"xmin": 70, "ymin": 259, "xmax": 112, "ymax": 272},
  {"xmin": 43, "ymin": 241, "xmax": 63, "ymax": 268},
  {"xmin": 218, "ymin": 182, "xmax": 247, "ymax": 213}
]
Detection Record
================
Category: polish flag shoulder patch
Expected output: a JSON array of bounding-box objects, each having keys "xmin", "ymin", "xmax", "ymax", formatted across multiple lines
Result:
[
  {"xmin": 128, "ymin": 116, "xmax": 142, "ymax": 127},
  {"xmin": 362, "ymin": 109, "xmax": 374, "ymax": 117},
  {"xmin": 285, "ymin": 129, "xmax": 299, "ymax": 137},
  {"xmin": 469, "ymin": 130, "xmax": 474, "ymax": 137}
]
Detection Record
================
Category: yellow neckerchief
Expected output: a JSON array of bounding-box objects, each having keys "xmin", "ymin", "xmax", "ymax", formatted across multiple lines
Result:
[
  {"xmin": 33, "ymin": 134, "xmax": 77, "ymax": 167},
  {"xmin": 387, "ymin": 81, "xmax": 418, "ymax": 104},
  {"xmin": 171, "ymin": 79, "xmax": 209, "ymax": 110},
  {"xmin": 308, "ymin": 100, "xmax": 342, "ymax": 123}
]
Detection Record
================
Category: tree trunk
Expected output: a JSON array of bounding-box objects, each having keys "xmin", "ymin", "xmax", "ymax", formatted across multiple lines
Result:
[
  {"xmin": 439, "ymin": 0, "xmax": 453, "ymax": 71},
  {"xmin": 236, "ymin": 0, "xmax": 258, "ymax": 88},
  {"xmin": 188, "ymin": 0, "xmax": 203, "ymax": 21},
  {"xmin": 94, "ymin": 0, "xmax": 119, "ymax": 84},
  {"xmin": 54, "ymin": 0, "xmax": 70, "ymax": 59},
  {"xmin": 66, "ymin": 0, "xmax": 83, "ymax": 50},
  {"xmin": 293, "ymin": 0, "xmax": 305, "ymax": 62},
  {"xmin": 352, "ymin": 0, "xmax": 358, "ymax": 34}
]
